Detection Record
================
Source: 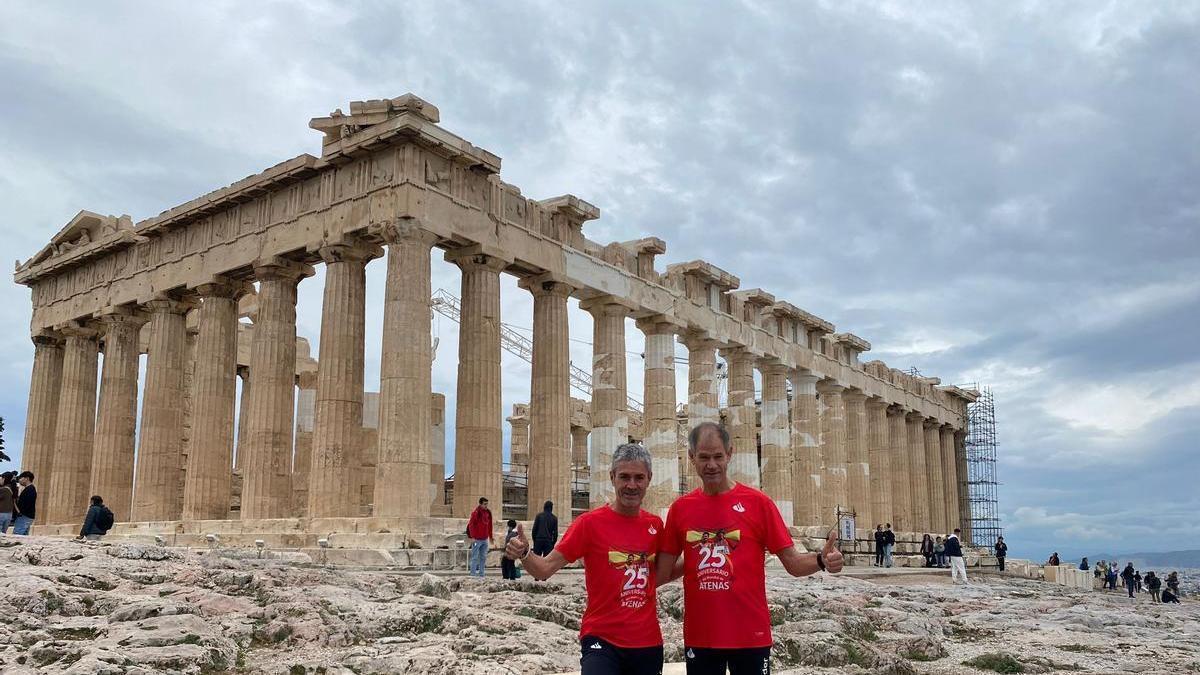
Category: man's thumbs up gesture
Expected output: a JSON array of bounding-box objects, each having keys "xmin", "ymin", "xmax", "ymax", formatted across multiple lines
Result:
[
  {"xmin": 821, "ymin": 529, "xmax": 845, "ymax": 573},
  {"xmin": 505, "ymin": 522, "xmax": 530, "ymax": 561}
]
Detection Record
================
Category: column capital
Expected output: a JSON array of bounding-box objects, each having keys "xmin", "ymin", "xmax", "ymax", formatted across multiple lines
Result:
[
  {"xmin": 758, "ymin": 359, "xmax": 791, "ymax": 377},
  {"xmin": 444, "ymin": 244, "xmax": 513, "ymax": 272},
  {"xmin": 939, "ymin": 422, "xmax": 956, "ymax": 432},
  {"xmin": 815, "ymin": 379, "xmax": 845, "ymax": 396},
  {"xmin": 842, "ymin": 387, "xmax": 868, "ymax": 404},
  {"xmin": 923, "ymin": 417, "xmax": 940, "ymax": 429},
  {"xmin": 145, "ymin": 296, "xmax": 197, "ymax": 315},
  {"xmin": 679, "ymin": 331, "xmax": 721, "ymax": 351},
  {"xmin": 718, "ymin": 345, "xmax": 757, "ymax": 364},
  {"xmin": 31, "ymin": 330, "xmax": 64, "ymax": 347},
  {"xmin": 579, "ymin": 294, "xmax": 636, "ymax": 316},
  {"xmin": 372, "ymin": 219, "xmax": 441, "ymax": 247},
  {"xmin": 635, "ymin": 314, "xmax": 686, "ymax": 335},
  {"xmin": 96, "ymin": 305, "xmax": 149, "ymax": 330},
  {"xmin": 252, "ymin": 256, "xmax": 315, "ymax": 282},
  {"xmin": 297, "ymin": 370, "xmax": 318, "ymax": 390},
  {"xmin": 55, "ymin": 319, "xmax": 101, "ymax": 339},
  {"xmin": 518, "ymin": 273, "xmax": 576, "ymax": 298},
  {"xmin": 191, "ymin": 276, "xmax": 255, "ymax": 300},
  {"xmin": 905, "ymin": 410, "xmax": 926, "ymax": 422},
  {"xmin": 317, "ymin": 239, "xmax": 384, "ymax": 265},
  {"xmin": 865, "ymin": 395, "xmax": 889, "ymax": 411},
  {"xmin": 237, "ymin": 365, "xmax": 250, "ymax": 379},
  {"xmin": 789, "ymin": 368, "xmax": 821, "ymax": 386},
  {"xmin": 887, "ymin": 404, "xmax": 908, "ymax": 417}
]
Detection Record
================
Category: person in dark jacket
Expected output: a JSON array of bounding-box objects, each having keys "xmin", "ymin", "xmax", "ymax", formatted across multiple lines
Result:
[
  {"xmin": 501, "ymin": 519, "xmax": 520, "ymax": 580},
  {"xmin": 873, "ymin": 525, "xmax": 886, "ymax": 567},
  {"xmin": 945, "ymin": 528, "xmax": 968, "ymax": 584},
  {"xmin": 78, "ymin": 496, "xmax": 114, "ymax": 540},
  {"xmin": 1121, "ymin": 563, "xmax": 1137, "ymax": 598},
  {"xmin": 0, "ymin": 473, "xmax": 15, "ymax": 533},
  {"xmin": 13, "ymin": 471, "xmax": 37, "ymax": 535},
  {"xmin": 531, "ymin": 500, "xmax": 558, "ymax": 556},
  {"xmin": 1047, "ymin": 552, "xmax": 1060, "ymax": 566},
  {"xmin": 994, "ymin": 536, "xmax": 1008, "ymax": 572},
  {"xmin": 883, "ymin": 523, "xmax": 896, "ymax": 568},
  {"xmin": 1080, "ymin": 557, "xmax": 1089, "ymax": 571},
  {"xmin": 1146, "ymin": 571, "xmax": 1162, "ymax": 602},
  {"xmin": 920, "ymin": 534, "xmax": 935, "ymax": 567}
]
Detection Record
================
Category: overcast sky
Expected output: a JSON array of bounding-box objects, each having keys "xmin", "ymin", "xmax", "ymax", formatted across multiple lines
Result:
[{"xmin": 2, "ymin": 2, "xmax": 1197, "ymax": 561}]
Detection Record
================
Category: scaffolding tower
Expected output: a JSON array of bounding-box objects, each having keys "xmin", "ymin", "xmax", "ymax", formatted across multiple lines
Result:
[{"xmin": 963, "ymin": 386, "xmax": 1001, "ymax": 547}]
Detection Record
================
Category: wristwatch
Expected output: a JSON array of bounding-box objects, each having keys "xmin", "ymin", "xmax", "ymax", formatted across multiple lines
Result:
[{"xmin": 816, "ymin": 552, "xmax": 826, "ymax": 571}]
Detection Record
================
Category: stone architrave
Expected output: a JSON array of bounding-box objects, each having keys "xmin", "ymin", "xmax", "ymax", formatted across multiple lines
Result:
[
  {"xmin": 865, "ymin": 397, "xmax": 892, "ymax": 529},
  {"xmin": 905, "ymin": 412, "xmax": 930, "ymax": 533},
  {"xmin": 816, "ymin": 380, "xmax": 847, "ymax": 526},
  {"xmin": 940, "ymin": 425, "xmax": 960, "ymax": 532},
  {"xmin": 681, "ymin": 333, "xmax": 720, "ymax": 491},
  {"xmin": 759, "ymin": 362, "xmax": 793, "ymax": 525},
  {"xmin": 581, "ymin": 298, "xmax": 629, "ymax": 508},
  {"xmin": 45, "ymin": 324, "xmax": 99, "ymax": 525},
  {"xmin": 447, "ymin": 249, "xmax": 509, "ymax": 518},
  {"xmin": 308, "ymin": 241, "xmax": 381, "ymax": 519},
  {"xmin": 523, "ymin": 276, "xmax": 574, "ymax": 523},
  {"xmin": 843, "ymin": 388, "xmax": 871, "ymax": 529},
  {"xmin": 375, "ymin": 226, "xmax": 439, "ymax": 518},
  {"xmin": 790, "ymin": 370, "xmax": 822, "ymax": 527},
  {"xmin": 637, "ymin": 316, "xmax": 681, "ymax": 520},
  {"xmin": 240, "ymin": 258, "xmax": 312, "ymax": 520},
  {"xmin": 21, "ymin": 334, "xmax": 63, "ymax": 498},
  {"xmin": 924, "ymin": 417, "xmax": 946, "ymax": 534},
  {"xmin": 132, "ymin": 299, "xmax": 192, "ymax": 522},
  {"xmin": 181, "ymin": 281, "xmax": 246, "ymax": 521},
  {"xmin": 720, "ymin": 347, "xmax": 759, "ymax": 487},
  {"xmin": 90, "ymin": 308, "xmax": 147, "ymax": 523},
  {"xmin": 886, "ymin": 406, "xmax": 912, "ymax": 532}
]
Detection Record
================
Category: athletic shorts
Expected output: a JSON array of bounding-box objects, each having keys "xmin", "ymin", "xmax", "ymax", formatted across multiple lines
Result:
[
  {"xmin": 684, "ymin": 645, "xmax": 771, "ymax": 675},
  {"xmin": 580, "ymin": 635, "xmax": 663, "ymax": 675}
]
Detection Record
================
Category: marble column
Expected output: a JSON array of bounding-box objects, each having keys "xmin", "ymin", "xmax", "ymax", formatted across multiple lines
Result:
[
  {"xmin": 133, "ymin": 299, "xmax": 191, "ymax": 522},
  {"xmin": 905, "ymin": 412, "xmax": 930, "ymax": 533},
  {"xmin": 681, "ymin": 333, "xmax": 719, "ymax": 491},
  {"xmin": 955, "ymin": 431, "xmax": 971, "ymax": 544},
  {"xmin": 235, "ymin": 366, "xmax": 250, "ymax": 470},
  {"xmin": 292, "ymin": 373, "xmax": 317, "ymax": 516},
  {"xmin": 507, "ymin": 409, "xmax": 530, "ymax": 471},
  {"xmin": 843, "ymin": 389, "xmax": 871, "ymax": 530},
  {"xmin": 720, "ymin": 347, "xmax": 759, "ymax": 487},
  {"xmin": 582, "ymin": 298, "xmax": 628, "ymax": 508},
  {"xmin": 816, "ymin": 380, "xmax": 847, "ymax": 526},
  {"xmin": 759, "ymin": 362, "xmax": 792, "ymax": 525},
  {"xmin": 430, "ymin": 393, "xmax": 446, "ymax": 510},
  {"xmin": 865, "ymin": 398, "xmax": 892, "ymax": 529},
  {"xmin": 448, "ymin": 250, "xmax": 508, "ymax": 518},
  {"xmin": 638, "ymin": 317, "xmax": 680, "ymax": 520},
  {"xmin": 571, "ymin": 427, "xmax": 590, "ymax": 467},
  {"xmin": 940, "ymin": 425, "xmax": 960, "ymax": 533},
  {"xmin": 90, "ymin": 308, "xmax": 147, "ymax": 522},
  {"xmin": 375, "ymin": 227, "xmax": 439, "ymax": 517},
  {"xmin": 524, "ymin": 277, "xmax": 574, "ymax": 523},
  {"xmin": 180, "ymin": 282, "xmax": 245, "ymax": 521},
  {"xmin": 45, "ymin": 325, "xmax": 99, "ymax": 525},
  {"xmin": 886, "ymin": 406, "xmax": 912, "ymax": 532},
  {"xmin": 22, "ymin": 334, "xmax": 64, "ymax": 498},
  {"xmin": 924, "ymin": 418, "xmax": 946, "ymax": 534},
  {"xmin": 790, "ymin": 370, "xmax": 822, "ymax": 527},
  {"xmin": 240, "ymin": 259, "xmax": 311, "ymax": 520},
  {"xmin": 308, "ymin": 242, "xmax": 381, "ymax": 518}
]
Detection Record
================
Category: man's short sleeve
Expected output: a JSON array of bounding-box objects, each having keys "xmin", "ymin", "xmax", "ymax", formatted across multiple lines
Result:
[
  {"xmin": 760, "ymin": 493, "xmax": 794, "ymax": 554},
  {"xmin": 554, "ymin": 511, "xmax": 589, "ymax": 563},
  {"xmin": 660, "ymin": 501, "xmax": 684, "ymax": 556}
]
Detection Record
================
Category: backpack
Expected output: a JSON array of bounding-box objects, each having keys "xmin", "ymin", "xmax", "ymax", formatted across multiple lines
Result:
[{"xmin": 95, "ymin": 506, "xmax": 115, "ymax": 532}]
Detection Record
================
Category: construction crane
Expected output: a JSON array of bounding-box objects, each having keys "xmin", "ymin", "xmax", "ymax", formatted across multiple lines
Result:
[{"xmin": 430, "ymin": 288, "xmax": 644, "ymax": 414}]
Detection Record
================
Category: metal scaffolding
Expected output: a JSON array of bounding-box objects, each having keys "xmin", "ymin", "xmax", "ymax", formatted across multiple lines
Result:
[{"xmin": 963, "ymin": 386, "xmax": 1001, "ymax": 547}]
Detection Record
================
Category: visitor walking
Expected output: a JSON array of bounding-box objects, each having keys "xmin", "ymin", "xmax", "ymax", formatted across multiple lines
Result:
[
  {"xmin": 0, "ymin": 474, "xmax": 14, "ymax": 534},
  {"xmin": 531, "ymin": 500, "xmax": 559, "ymax": 556},
  {"xmin": 1121, "ymin": 563, "xmax": 1137, "ymax": 598},
  {"xmin": 501, "ymin": 519, "xmax": 520, "ymax": 580},
  {"xmin": 883, "ymin": 523, "xmax": 896, "ymax": 568},
  {"xmin": 12, "ymin": 472, "xmax": 36, "ymax": 535},
  {"xmin": 920, "ymin": 534, "xmax": 935, "ymax": 568},
  {"xmin": 1134, "ymin": 571, "xmax": 1142, "ymax": 593},
  {"xmin": 466, "ymin": 496, "xmax": 493, "ymax": 577},
  {"xmin": 934, "ymin": 536, "xmax": 946, "ymax": 568},
  {"xmin": 874, "ymin": 525, "xmax": 886, "ymax": 567},
  {"xmin": 945, "ymin": 528, "xmax": 968, "ymax": 584},
  {"xmin": 1146, "ymin": 571, "xmax": 1162, "ymax": 602},
  {"xmin": 994, "ymin": 536, "xmax": 1008, "ymax": 572},
  {"xmin": 78, "ymin": 496, "xmax": 114, "ymax": 541}
]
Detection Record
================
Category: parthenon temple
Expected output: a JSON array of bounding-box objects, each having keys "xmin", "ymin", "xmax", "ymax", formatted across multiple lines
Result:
[{"xmin": 16, "ymin": 94, "xmax": 979, "ymax": 552}]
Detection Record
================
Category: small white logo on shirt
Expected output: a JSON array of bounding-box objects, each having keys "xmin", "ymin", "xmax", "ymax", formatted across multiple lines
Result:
[
  {"xmin": 732, "ymin": 502, "xmax": 746, "ymax": 513},
  {"xmin": 589, "ymin": 642, "xmax": 602, "ymax": 650},
  {"xmin": 686, "ymin": 648, "xmax": 696, "ymax": 659},
  {"xmin": 648, "ymin": 526, "xmax": 657, "ymax": 535}
]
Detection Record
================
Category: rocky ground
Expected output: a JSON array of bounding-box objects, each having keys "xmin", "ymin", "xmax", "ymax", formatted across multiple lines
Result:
[{"xmin": 0, "ymin": 536, "xmax": 1197, "ymax": 674}]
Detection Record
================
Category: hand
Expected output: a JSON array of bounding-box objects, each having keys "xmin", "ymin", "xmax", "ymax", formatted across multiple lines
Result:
[
  {"xmin": 822, "ymin": 529, "xmax": 844, "ymax": 574},
  {"xmin": 504, "ymin": 523, "xmax": 530, "ymax": 561}
]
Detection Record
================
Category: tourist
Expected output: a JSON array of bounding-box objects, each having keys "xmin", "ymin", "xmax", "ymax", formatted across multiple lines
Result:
[
  {"xmin": 920, "ymin": 534, "xmax": 935, "ymax": 567},
  {"xmin": 531, "ymin": 500, "xmax": 559, "ymax": 556},
  {"xmin": 77, "ymin": 496, "xmax": 114, "ymax": 541},
  {"xmin": 656, "ymin": 422, "xmax": 843, "ymax": 674},
  {"xmin": 1080, "ymin": 557, "xmax": 1089, "ymax": 571},
  {"xmin": 1047, "ymin": 552, "xmax": 1060, "ymax": 566},
  {"xmin": 883, "ymin": 523, "xmax": 896, "ymax": 568},
  {"xmin": 12, "ymin": 471, "xmax": 36, "ymax": 535},
  {"xmin": 994, "ymin": 536, "xmax": 1008, "ymax": 572},
  {"xmin": 874, "ymin": 525, "xmax": 886, "ymax": 567},
  {"xmin": 0, "ymin": 473, "xmax": 14, "ymax": 534},
  {"xmin": 1106, "ymin": 564, "xmax": 1119, "ymax": 591},
  {"xmin": 507, "ymin": 443, "xmax": 679, "ymax": 674},
  {"xmin": 1162, "ymin": 589, "xmax": 1181, "ymax": 604},
  {"xmin": 934, "ymin": 536, "xmax": 946, "ymax": 568},
  {"xmin": 1134, "ymin": 570, "xmax": 1143, "ymax": 593},
  {"xmin": 1146, "ymin": 571, "xmax": 1162, "ymax": 602},
  {"xmin": 945, "ymin": 528, "xmax": 968, "ymax": 584},
  {"xmin": 1121, "ymin": 563, "xmax": 1137, "ymax": 598},
  {"xmin": 501, "ymin": 519, "xmax": 519, "ymax": 580},
  {"xmin": 466, "ymin": 496, "xmax": 493, "ymax": 577},
  {"xmin": 1166, "ymin": 572, "xmax": 1180, "ymax": 598}
]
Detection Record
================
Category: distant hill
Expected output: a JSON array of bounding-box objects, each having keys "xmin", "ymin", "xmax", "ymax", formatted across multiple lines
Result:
[{"xmin": 1084, "ymin": 549, "xmax": 1200, "ymax": 569}]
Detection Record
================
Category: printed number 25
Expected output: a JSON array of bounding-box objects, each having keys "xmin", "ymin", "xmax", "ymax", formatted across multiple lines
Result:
[
  {"xmin": 623, "ymin": 566, "xmax": 649, "ymax": 590},
  {"xmin": 697, "ymin": 545, "xmax": 727, "ymax": 570}
]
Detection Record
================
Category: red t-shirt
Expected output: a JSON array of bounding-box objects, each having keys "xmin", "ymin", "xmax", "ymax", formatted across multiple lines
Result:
[
  {"xmin": 661, "ymin": 483, "xmax": 794, "ymax": 648},
  {"xmin": 556, "ymin": 505, "xmax": 665, "ymax": 648},
  {"xmin": 467, "ymin": 506, "xmax": 492, "ymax": 540}
]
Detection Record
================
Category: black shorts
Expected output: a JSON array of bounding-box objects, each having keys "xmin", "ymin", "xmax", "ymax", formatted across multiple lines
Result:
[
  {"xmin": 580, "ymin": 635, "xmax": 663, "ymax": 675},
  {"xmin": 684, "ymin": 645, "xmax": 771, "ymax": 675}
]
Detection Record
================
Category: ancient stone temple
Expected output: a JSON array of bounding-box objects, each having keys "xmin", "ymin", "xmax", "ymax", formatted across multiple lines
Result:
[{"xmin": 16, "ymin": 94, "xmax": 977, "ymax": 551}]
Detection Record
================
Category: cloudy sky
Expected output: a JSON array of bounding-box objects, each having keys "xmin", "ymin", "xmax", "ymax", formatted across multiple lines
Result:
[{"xmin": 2, "ymin": 2, "xmax": 1197, "ymax": 561}]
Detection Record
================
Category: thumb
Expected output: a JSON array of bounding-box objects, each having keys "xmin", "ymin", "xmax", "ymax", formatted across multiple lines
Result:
[
  {"xmin": 824, "ymin": 529, "xmax": 839, "ymax": 553},
  {"xmin": 516, "ymin": 523, "xmax": 526, "ymax": 540}
]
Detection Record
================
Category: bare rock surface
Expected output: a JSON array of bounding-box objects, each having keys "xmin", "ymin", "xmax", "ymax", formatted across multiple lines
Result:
[{"xmin": 1, "ymin": 536, "xmax": 1197, "ymax": 674}]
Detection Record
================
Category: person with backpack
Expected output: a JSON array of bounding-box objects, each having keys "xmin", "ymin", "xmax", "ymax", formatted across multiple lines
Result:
[
  {"xmin": 1146, "ymin": 571, "xmax": 1162, "ymax": 602},
  {"xmin": 78, "ymin": 495, "xmax": 114, "ymax": 540}
]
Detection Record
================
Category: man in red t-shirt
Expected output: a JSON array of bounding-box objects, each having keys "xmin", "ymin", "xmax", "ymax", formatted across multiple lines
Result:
[
  {"xmin": 657, "ymin": 422, "xmax": 844, "ymax": 674},
  {"xmin": 466, "ymin": 496, "xmax": 494, "ymax": 577},
  {"xmin": 507, "ymin": 443, "xmax": 680, "ymax": 675}
]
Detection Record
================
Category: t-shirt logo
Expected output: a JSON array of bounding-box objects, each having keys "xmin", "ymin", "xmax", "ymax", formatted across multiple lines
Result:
[
  {"xmin": 608, "ymin": 550, "xmax": 655, "ymax": 608},
  {"xmin": 732, "ymin": 502, "xmax": 746, "ymax": 513},
  {"xmin": 648, "ymin": 526, "xmax": 657, "ymax": 535},
  {"xmin": 686, "ymin": 528, "xmax": 740, "ymax": 591}
]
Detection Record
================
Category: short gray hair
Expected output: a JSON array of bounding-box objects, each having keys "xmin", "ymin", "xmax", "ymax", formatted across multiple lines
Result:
[
  {"xmin": 688, "ymin": 422, "xmax": 731, "ymax": 456},
  {"xmin": 610, "ymin": 443, "xmax": 652, "ymax": 474}
]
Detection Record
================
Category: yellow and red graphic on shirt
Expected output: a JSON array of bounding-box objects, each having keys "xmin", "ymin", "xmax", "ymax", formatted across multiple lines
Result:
[
  {"xmin": 608, "ymin": 549, "xmax": 655, "ymax": 609},
  {"xmin": 686, "ymin": 528, "xmax": 741, "ymax": 591}
]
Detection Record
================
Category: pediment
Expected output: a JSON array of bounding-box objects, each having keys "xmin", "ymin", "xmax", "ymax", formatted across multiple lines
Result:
[{"xmin": 16, "ymin": 210, "xmax": 137, "ymax": 282}]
